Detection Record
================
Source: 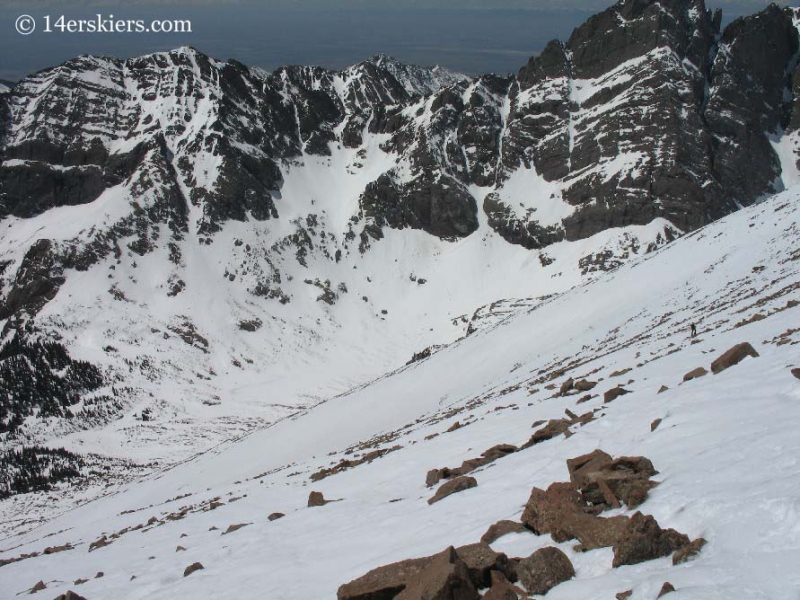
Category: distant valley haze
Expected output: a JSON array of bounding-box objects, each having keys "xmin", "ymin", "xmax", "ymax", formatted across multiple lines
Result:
[{"xmin": 0, "ymin": 0, "xmax": 790, "ymax": 82}]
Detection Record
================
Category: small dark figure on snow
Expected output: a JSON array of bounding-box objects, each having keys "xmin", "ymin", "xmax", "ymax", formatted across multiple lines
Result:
[{"xmin": 690, "ymin": 323, "xmax": 697, "ymax": 338}]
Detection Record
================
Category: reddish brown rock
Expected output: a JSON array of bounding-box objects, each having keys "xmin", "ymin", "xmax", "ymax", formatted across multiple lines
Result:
[
  {"xmin": 425, "ymin": 445, "xmax": 515, "ymax": 487},
  {"xmin": 521, "ymin": 482, "xmax": 630, "ymax": 550},
  {"xmin": 616, "ymin": 591, "xmax": 633, "ymax": 600},
  {"xmin": 428, "ymin": 476, "xmax": 477, "ymax": 505},
  {"xmin": 183, "ymin": 562, "xmax": 204, "ymax": 577},
  {"xmin": 29, "ymin": 581, "xmax": 46, "ymax": 594},
  {"xmin": 683, "ymin": 367, "xmax": 708, "ymax": 381},
  {"xmin": 575, "ymin": 379, "xmax": 597, "ymax": 392},
  {"xmin": 455, "ymin": 543, "xmax": 514, "ymax": 588},
  {"xmin": 483, "ymin": 571, "xmax": 519, "ymax": 600},
  {"xmin": 88, "ymin": 536, "xmax": 111, "ymax": 552},
  {"xmin": 53, "ymin": 592, "xmax": 86, "ymax": 600},
  {"xmin": 651, "ymin": 418, "xmax": 663, "ymax": 432},
  {"xmin": 480, "ymin": 520, "xmax": 528, "ymax": 544},
  {"xmin": 612, "ymin": 512, "xmax": 690, "ymax": 567},
  {"xmin": 567, "ymin": 449, "xmax": 613, "ymax": 484},
  {"xmin": 672, "ymin": 537, "xmax": 707, "ymax": 565},
  {"xmin": 603, "ymin": 386, "xmax": 630, "ymax": 403},
  {"xmin": 481, "ymin": 444, "xmax": 518, "ymax": 461},
  {"xmin": 792, "ymin": 368, "xmax": 800, "ymax": 380},
  {"xmin": 338, "ymin": 556, "xmax": 432, "ymax": 600},
  {"xmin": 710, "ymin": 342, "xmax": 759, "ymax": 374},
  {"xmin": 657, "ymin": 385, "xmax": 669, "ymax": 394},
  {"xmin": 567, "ymin": 451, "xmax": 658, "ymax": 509},
  {"xmin": 43, "ymin": 543, "xmax": 72, "ymax": 555},
  {"xmin": 658, "ymin": 582, "xmax": 676, "ymax": 597},
  {"xmin": 268, "ymin": 512, "xmax": 285, "ymax": 521},
  {"xmin": 426, "ymin": 468, "xmax": 447, "ymax": 487},
  {"xmin": 516, "ymin": 547, "xmax": 575, "ymax": 595},
  {"xmin": 308, "ymin": 491, "xmax": 329, "ymax": 507},
  {"xmin": 338, "ymin": 544, "xmax": 512, "ymax": 600},
  {"xmin": 521, "ymin": 419, "xmax": 570, "ymax": 448},
  {"xmin": 222, "ymin": 523, "xmax": 249, "ymax": 535},
  {"xmin": 559, "ymin": 378, "xmax": 575, "ymax": 396},
  {"xmin": 395, "ymin": 547, "xmax": 478, "ymax": 600}
]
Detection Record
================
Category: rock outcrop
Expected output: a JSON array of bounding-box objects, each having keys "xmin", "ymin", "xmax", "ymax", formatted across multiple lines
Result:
[
  {"xmin": 710, "ymin": 342, "xmax": 759, "ymax": 374},
  {"xmin": 515, "ymin": 547, "xmax": 575, "ymax": 595},
  {"xmin": 428, "ymin": 476, "xmax": 477, "ymax": 505}
]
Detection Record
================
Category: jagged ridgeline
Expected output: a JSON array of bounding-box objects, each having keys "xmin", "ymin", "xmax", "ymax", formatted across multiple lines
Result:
[{"xmin": 0, "ymin": 0, "xmax": 799, "ymax": 494}]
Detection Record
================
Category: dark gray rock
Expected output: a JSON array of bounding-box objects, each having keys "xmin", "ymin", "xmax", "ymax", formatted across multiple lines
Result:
[
  {"xmin": 360, "ymin": 172, "xmax": 478, "ymax": 241},
  {"xmin": 705, "ymin": 6, "xmax": 799, "ymax": 210}
]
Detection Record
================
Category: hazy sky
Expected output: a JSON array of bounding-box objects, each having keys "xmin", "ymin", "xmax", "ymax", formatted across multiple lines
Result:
[{"xmin": 0, "ymin": 0, "xmax": 792, "ymax": 83}]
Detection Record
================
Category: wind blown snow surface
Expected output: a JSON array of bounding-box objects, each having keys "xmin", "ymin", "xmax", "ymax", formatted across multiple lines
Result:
[{"xmin": 0, "ymin": 182, "xmax": 798, "ymax": 598}]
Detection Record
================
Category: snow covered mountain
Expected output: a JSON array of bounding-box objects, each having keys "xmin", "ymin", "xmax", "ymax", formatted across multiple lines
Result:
[
  {"xmin": 0, "ymin": 0, "xmax": 799, "ymax": 547},
  {"xmin": 0, "ymin": 154, "xmax": 798, "ymax": 600}
]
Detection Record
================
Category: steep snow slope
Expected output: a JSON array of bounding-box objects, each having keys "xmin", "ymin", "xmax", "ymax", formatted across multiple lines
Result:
[
  {"xmin": 0, "ymin": 122, "xmax": 676, "ymax": 467},
  {"xmin": 1, "ymin": 184, "xmax": 797, "ymax": 599},
  {"xmin": 3, "ymin": 0, "xmax": 800, "ymax": 483}
]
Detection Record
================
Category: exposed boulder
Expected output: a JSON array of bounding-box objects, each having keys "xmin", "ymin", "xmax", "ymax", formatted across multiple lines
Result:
[
  {"xmin": 481, "ymin": 444, "xmax": 518, "ymax": 462},
  {"xmin": 516, "ymin": 547, "xmax": 575, "ymax": 595},
  {"xmin": 338, "ymin": 556, "xmax": 431, "ymax": 600},
  {"xmin": 658, "ymin": 582, "xmax": 676, "ymax": 597},
  {"xmin": 683, "ymin": 366, "xmax": 709, "ymax": 381},
  {"xmin": 567, "ymin": 451, "xmax": 658, "ymax": 509},
  {"xmin": 43, "ymin": 543, "xmax": 73, "ymax": 555},
  {"xmin": 395, "ymin": 547, "xmax": 478, "ymax": 600},
  {"xmin": 672, "ymin": 537, "xmax": 707, "ymax": 565},
  {"xmin": 521, "ymin": 419, "xmax": 570, "ymax": 448},
  {"xmin": 603, "ymin": 387, "xmax": 631, "ymax": 403},
  {"xmin": 183, "ymin": 562, "xmax": 204, "ymax": 577},
  {"xmin": 612, "ymin": 512, "xmax": 690, "ymax": 567},
  {"xmin": 792, "ymin": 368, "xmax": 800, "ymax": 380},
  {"xmin": 308, "ymin": 491, "xmax": 330, "ymax": 507},
  {"xmin": 53, "ymin": 592, "xmax": 87, "ymax": 600},
  {"xmin": 574, "ymin": 379, "xmax": 597, "ymax": 392},
  {"xmin": 651, "ymin": 418, "xmax": 662, "ymax": 432},
  {"xmin": 483, "ymin": 571, "xmax": 520, "ymax": 600},
  {"xmin": 480, "ymin": 519, "xmax": 528, "ymax": 544},
  {"xmin": 268, "ymin": 512, "xmax": 285, "ymax": 521},
  {"xmin": 454, "ymin": 543, "xmax": 515, "ymax": 588},
  {"xmin": 425, "ymin": 445, "xmax": 516, "ymax": 487},
  {"xmin": 29, "ymin": 581, "xmax": 46, "ymax": 594},
  {"xmin": 521, "ymin": 482, "xmax": 631, "ymax": 550},
  {"xmin": 428, "ymin": 476, "xmax": 477, "ymax": 505},
  {"xmin": 222, "ymin": 523, "xmax": 249, "ymax": 535},
  {"xmin": 710, "ymin": 342, "xmax": 759, "ymax": 374}
]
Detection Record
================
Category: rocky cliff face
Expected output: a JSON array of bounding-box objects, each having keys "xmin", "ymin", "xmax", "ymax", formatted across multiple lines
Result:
[
  {"xmin": 2, "ymin": 2, "xmax": 798, "ymax": 253},
  {"xmin": 0, "ymin": 0, "xmax": 799, "ymax": 462}
]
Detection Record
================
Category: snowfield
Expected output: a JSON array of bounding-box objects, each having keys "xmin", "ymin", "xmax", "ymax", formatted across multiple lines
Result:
[{"xmin": 0, "ymin": 182, "xmax": 798, "ymax": 599}]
